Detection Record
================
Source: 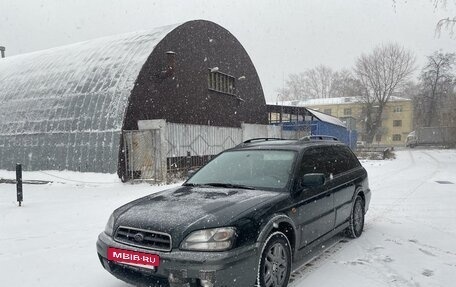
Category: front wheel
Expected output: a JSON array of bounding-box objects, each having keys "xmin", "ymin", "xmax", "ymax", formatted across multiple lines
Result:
[
  {"xmin": 346, "ymin": 195, "xmax": 365, "ymax": 238},
  {"xmin": 257, "ymin": 232, "xmax": 292, "ymax": 287}
]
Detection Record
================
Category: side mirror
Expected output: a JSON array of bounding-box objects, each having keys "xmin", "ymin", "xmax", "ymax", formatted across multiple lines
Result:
[{"xmin": 301, "ymin": 173, "xmax": 326, "ymax": 188}]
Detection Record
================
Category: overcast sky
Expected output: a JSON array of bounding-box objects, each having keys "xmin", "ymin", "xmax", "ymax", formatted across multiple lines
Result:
[{"xmin": 1, "ymin": 0, "xmax": 455, "ymax": 101}]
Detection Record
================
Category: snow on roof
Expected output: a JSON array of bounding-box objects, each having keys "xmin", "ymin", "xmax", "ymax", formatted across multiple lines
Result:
[
  {"xmin": 0, "ymin": 24, "xmax": 178, "ymax": 134},
  {"xmin": 306, "ymin": 108, "xmax": 346, "ymax": 127},
  {"xmin": 0, "ymin": 23, "xmax": 179, "ymax": 172},
  {"xmin": 267, "ymin": 96, "xmax": 411, "ymax": 107},
  {"xmin": 266, "ymin": 102, "xmax": 346, "ymax": 127}
]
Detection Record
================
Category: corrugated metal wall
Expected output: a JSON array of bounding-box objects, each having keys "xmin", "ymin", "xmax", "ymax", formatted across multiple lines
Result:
[
  {"xmin": 310, "ymin": 121, "xmax": 357, "ymax": 149},
  {"xmin": 135, "ymin": 120, "xmax": 283, "ymax": 179},
  {"xmin": 166, "ymin": 123, "xmax": 243, "ymax": 157}
]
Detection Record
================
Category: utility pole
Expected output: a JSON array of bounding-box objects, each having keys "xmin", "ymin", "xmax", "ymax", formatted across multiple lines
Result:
[{"xmin": 0, "ymin": 46, "xmax": 5, "ymax": 58}]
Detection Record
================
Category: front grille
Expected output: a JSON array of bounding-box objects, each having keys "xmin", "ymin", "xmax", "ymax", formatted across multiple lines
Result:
[{"xmin": 114, "ymin": 226, "xmax": 172, "ymax": 252}]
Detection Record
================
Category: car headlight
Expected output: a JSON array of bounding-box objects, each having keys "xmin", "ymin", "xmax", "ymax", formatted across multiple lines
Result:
[
  {"xmin": 104, "ymin": 214, "xmax": 115, "ymax": 236},
  {"xmin": 180, "ymin": 227, "xmax": 236, "ymax": 251}
]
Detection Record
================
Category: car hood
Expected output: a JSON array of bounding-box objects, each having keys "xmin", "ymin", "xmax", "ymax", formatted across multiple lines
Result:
[{"xmin": 114, "ymin": 185, "xmax": 282, "ymax": 246}]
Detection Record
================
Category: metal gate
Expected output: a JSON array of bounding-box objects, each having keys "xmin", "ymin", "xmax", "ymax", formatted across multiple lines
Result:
[
  {"xmin": 165, "ymin": 123, "xmax": 243, "ymax": 173},
  {"xmin": 123, "ymin": 130, "xmax": 163, "ymax": 182}
]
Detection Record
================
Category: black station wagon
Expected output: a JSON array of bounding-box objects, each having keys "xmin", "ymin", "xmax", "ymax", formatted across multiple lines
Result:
[{"xmin": 97, "ymin": 137, "xmax": 371, "ymax": 287}]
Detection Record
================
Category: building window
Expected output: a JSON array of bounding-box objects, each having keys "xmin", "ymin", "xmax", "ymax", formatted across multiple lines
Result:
[
  {"xmin": 393, "ymin": 106, "xmax": 403, "ymax": 113},
  {"xmin": 324, "ymin": 108, "xmax": 332, "ymax": 115},
  {"xmin": 208, "ymin": 70, "xmax": 235, "ymax": 94},
  {"xmin": 375, "ymin": 134, "xmax": 382, "ymax": 142},
  {"xmin": 344, "ymin": 108, "xmax": 352, "ymax": 116},
  {"xmin": 393, "ymin": 134, "xmax": 402, "ymax": 141},
  {"xmin": 269, "ymin": 112, "xmax": 281, "ymax": 123},
  {"xmin": 393, "ymin": 120, "xmax": 402, "ymax": 127}
]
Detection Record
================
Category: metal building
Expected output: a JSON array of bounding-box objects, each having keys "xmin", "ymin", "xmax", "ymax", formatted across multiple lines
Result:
[
  {"xmin": 0, "ymin": 20, "xmax": 267, "ymax": 180},
  {"xmin": 267, "ymin": 104, "xmax": 357, "ymax": 148}
]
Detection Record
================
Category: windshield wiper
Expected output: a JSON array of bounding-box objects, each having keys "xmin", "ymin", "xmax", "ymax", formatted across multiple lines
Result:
[
  {"xmin": 202, "ymin": 183, "xmax": 256, "ymax": 190},
  {"xmin": 182, "ymin": 183, "xmax": 200, "ymax": 187}
]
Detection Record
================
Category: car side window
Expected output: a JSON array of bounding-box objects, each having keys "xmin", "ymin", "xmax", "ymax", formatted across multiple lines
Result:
[
  {"xmin": 328, "ymin": 146, "xmax": 348, "ymax": 175},
  {"xmin": 300, "ymin": 145, "xmax": 360, "ymax": 180},
  {"xmin": 344, "ymin": 146, "xmax": 361, "ymax": 170},
  {"xmin": 300, "ymin": 147, "xmax": 330, "ymax": 177},
  {"xmin": 331, "ymin": 146, "xmax": 361, "ymax": 175}
]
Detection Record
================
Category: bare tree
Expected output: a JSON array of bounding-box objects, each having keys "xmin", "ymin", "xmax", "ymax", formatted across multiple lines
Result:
[
  {"xmin": 417, "ymin": 51, "xmax": 455, "ymax": 127},
  {"xmin": 433, "ymin": 0, "xmax": 456, "ymax": 37},
  {"xmin": 280, "ymin": 66, "xmax": 362, "ymax": 100},
  {"xmin": 392, "ymin": 0, "xmax": 456, "ymax": 37},
  {"xmin": 280, "ymin": 65, "xmax": 336, "ymax": 100},
  {"xmin": 354, "ymin": 43, "xmax": 416, "ymax": 144},
  {"xmin": 400, "ymin": 80, "xmax": 421, "ymax": 99},
  {"xmin": 331, "ymin": 69, "xmax": 365, "ymax": 98},
  {"xmin": 281, "ymin": 73, "xmax": 308, "ymax": 100},
  {"xmin": 436, "ymin": 17, "xmax": 456, "ymax": 37},
  {"xmin": 303, "ymin": 65, "xmax": 337, "ymax": 99}
]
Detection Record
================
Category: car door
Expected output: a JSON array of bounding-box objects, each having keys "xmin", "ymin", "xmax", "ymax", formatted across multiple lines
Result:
[
  {"xmin": 330, "ymin": 146, "xmax": 357, "ymax": 228},
  {"xmin": 295, "ymin": 147, "xmax": 336, "ymax": 248}
]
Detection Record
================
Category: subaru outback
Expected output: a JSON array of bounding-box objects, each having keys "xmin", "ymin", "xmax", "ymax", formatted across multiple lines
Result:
[{"xmin": 96, "ymin": 136, "xmax": 371, "ymax": 287}]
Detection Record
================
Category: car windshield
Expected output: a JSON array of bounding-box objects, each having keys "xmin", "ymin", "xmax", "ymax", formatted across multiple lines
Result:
[{"xmin": 185, "ymin": 150, "xmax": 296, "ymax": 191}]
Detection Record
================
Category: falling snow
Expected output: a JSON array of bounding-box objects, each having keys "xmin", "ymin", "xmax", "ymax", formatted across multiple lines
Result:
[{"xmin": 0, "ymin": 149, "xmax": 455, "ymax": 286}]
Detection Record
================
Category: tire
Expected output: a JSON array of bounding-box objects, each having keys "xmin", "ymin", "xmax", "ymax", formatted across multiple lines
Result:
[
  {"xmin": 346, "ymin": 195, "xmax": 365, "ymax": 238},
  {"xmin": 257, "ymin": 232, "xmax": 292, "ymax": 287}
]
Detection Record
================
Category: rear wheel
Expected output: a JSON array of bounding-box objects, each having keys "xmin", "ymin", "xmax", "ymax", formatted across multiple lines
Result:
[
  {"xmin": 257, "ymin": 232, "xmax": 291, "ymax": 287},
  {"xmin": 346, "ymin": 195, "xmax": 365, "ymax": 238}
]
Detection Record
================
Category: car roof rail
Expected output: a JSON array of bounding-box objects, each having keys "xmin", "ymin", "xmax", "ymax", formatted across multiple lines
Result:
[
  {"xmin": 235, "ymin": 138, "xmax": 286, "ymax": 147},
  {"xmin": 242, "ymin": 138, "xmax": 285, "ymax": 144},
  {"xmin": 299, "ymin": 135, "xmax": 339, "ymax": 142}
]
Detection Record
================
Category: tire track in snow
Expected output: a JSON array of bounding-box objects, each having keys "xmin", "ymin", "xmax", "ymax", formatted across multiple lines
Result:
[
  {"xmin": 364, "ymin": 150, "xmax": 416, "ymax": 192},
  {"xmin": 288, "ymin": 237, "xmax": 349, "ymax": 286},
  {"xmin": 420, "ymin": 150, "xmax": 442, "ymax": 171},
  {"xmin": 403, "ymin": 215, "xmax": 456, "ymax": 240},
  {"xmin": 365, "ymin": 149, "xmax": 415, "ymax": 181},
  {"xmin": 333, "ymin": 242, "xmax": 422, "ymax": 287},
  {"xmin": 367, "ymin": 150, "xmax": 439, "ymax": 224}
]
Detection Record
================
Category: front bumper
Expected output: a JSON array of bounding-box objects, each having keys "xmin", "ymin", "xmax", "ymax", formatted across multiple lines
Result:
[{"xmin": 97, "ymin": 232, "xmax": 260, "ymax": 287}]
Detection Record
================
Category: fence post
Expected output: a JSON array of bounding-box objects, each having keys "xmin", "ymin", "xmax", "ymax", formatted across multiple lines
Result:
[
  {"xmin": 16, "ymin": 163, "xmax": 23, "ymax": 206},
  {"xmin": 186, "ymin": 151, "xmax": 191, "ymax": 171}
]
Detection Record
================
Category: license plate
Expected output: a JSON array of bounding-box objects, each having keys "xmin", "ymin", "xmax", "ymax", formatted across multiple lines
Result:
[{"xmin": 108, "ymin": 247, "xmax": 160, "ymax": 268}]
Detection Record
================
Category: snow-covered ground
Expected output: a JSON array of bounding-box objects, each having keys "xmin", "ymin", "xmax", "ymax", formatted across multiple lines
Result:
[
  {"xmin": 1, "ymin": 149, "xmax": 456, "ymax": 286},
  {"xmin": 291, "ymin": 149, "xmax": 456, "ymax": 287}
]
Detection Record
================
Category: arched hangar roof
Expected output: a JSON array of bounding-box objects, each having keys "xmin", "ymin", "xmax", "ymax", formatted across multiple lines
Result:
[
  {"xmin": 0, "ymin": 20, "xmax": 267, "ymax": 174},
  {"xmin": 0, "ymin": 24, "xmax": 178, "ymax": 173}
]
